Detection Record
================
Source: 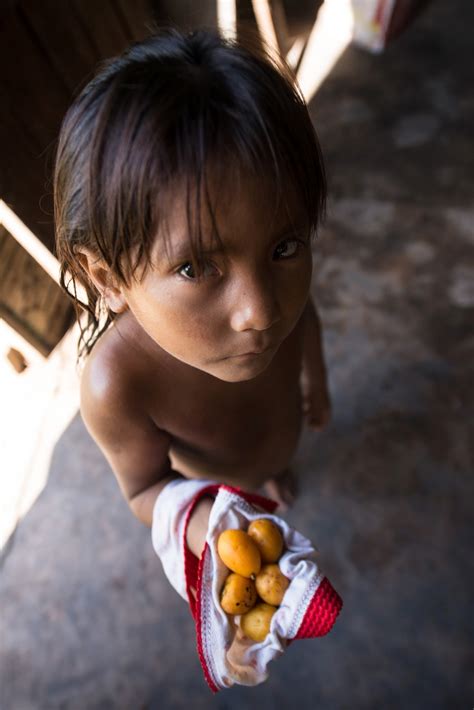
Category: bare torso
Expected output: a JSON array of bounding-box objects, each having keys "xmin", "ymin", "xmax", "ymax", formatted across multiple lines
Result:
[{"xmin": 86, "ymin": 310, "xmax": 306, "ymax": 492}]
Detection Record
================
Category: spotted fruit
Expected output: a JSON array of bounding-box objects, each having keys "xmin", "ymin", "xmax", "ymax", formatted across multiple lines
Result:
[
  {"xmin": 220, "ymin": 573, "xmax": 257, "ymax": 614},
  {"xmin": 255, "ymin": 563, "xmax": 289, "ymax": 606},
  {"xmin": 217, "ymin": 529, "xmax": 261, "ymax": 578}
]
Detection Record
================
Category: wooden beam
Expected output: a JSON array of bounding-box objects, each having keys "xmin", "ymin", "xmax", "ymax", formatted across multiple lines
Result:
[
  {"xmin": 217, "ymin": 0, "xmax": 237, "ymax": 39},
  {"xmin": 296, "ymin": 0, "xmax": 354, "ymax": 103},
  {"xmin": 0, "ymin": 200, "xmax": 60, "ymax": 284},
  {"xmin": 0, "ymin": 200, "xmax": 87, "ymax": 303}
]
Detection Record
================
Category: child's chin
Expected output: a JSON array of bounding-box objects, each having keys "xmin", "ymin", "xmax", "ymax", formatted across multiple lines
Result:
[{"xmin": 209, "ymin": 357, "xmax": 272, "ymax": 383}]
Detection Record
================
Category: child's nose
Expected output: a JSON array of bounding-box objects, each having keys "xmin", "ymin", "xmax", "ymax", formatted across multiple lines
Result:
[{"xmin": 229, "ymin": 273, "xmax": 281, "ymax": 332}]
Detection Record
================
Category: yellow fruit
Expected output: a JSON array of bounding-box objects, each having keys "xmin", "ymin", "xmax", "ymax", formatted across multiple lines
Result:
[
  {"xmin": 255, "ymin": 564, "xmax": 290, "ymax": 606},
  {"xmin": 241, "ymin": 603, "xmax": 277, "ymax": 642},
  {"xmin": 247, "ymin": 519, "xmax": 284, "ymax": 563},
  {"xmin": 217, "ymin": 529, "xmax": 261, "ymax": 578},
  {"xmin": 220, "ymin": 573, "xmax": 257, "ymax": 614}
]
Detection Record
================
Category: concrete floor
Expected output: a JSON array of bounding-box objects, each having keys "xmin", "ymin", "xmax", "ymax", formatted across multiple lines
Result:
[{"xmin": 1, "ymin": 1, "xmax": 473, "ymax": 708}]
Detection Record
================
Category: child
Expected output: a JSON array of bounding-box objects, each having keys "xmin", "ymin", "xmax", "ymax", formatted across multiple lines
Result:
[{"xmin": 54, "ymin": 28, "xmax": 331, "ymax": 563}]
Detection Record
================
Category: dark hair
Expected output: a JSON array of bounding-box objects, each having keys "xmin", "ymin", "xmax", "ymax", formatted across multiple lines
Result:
[{"xmin": 54, "ymin": 28, "xmax": 326, "ymax": 365}]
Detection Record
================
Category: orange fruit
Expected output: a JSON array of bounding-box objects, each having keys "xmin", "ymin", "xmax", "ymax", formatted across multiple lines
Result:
[
  {"xmin": 255, "ymin": 564, "xmax": 289, "ymax": 606},
  {"xmin": 247, "ymin": 519, "xmax": 284, "ymax": 563},
  {"xmin": 220, "ymin": 573, "xmax": 257, "ymax": 614},
  {"xmin": 217, "ymin": 529, "xmax": 261, "ymax": 578},
  {"xmin": 241, "ymin": 603, "xmax": 277, "ymax": 642}
]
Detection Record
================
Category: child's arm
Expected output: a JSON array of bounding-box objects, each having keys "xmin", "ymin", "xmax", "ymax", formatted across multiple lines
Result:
[
  {"xmin": 300, "ymin": 296, "xmax": 331, "ymax": 431},
  {"xmin": 80, "ymin": 363, "xmax": 211, "ymax": 558},
  {"xmin": 128, "ymin": 478, "xmax": 213, "ymax": 558}
]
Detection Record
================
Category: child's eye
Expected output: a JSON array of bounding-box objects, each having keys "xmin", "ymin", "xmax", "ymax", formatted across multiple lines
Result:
[
  {"xmin": 177, "ymin": 261, "xmax": 217, "ymax": 281},
  {"xmin": 274, "ymin": 239, "xmax": 305, "ymax": 260},
  {"xmin": 178, "ymin": 262, "xmax": 196, "ymax": 280}
]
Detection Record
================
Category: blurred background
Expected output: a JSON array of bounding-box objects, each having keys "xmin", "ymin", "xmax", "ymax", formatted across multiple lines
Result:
[{"xmin": 0, "ymin": 1, "xmax": 472, "ymax": 708}]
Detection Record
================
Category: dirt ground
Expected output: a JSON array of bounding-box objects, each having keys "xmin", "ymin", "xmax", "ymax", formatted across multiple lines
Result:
[{"xmin": 1, "ymin": 1, "xmax": 473, "ymax": 708}]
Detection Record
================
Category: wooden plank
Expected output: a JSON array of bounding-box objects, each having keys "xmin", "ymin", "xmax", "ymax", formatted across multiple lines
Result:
[
  {"xmin": 0, "ymin": 226, "xmax": 73, "ymax": 355},
  {"xmin": 17, "ymin": 0, "xmax": 100, "ymax": 96},
  {"xmin": 0, "ymin": 4, "xmax": 73, "ymax": 251},
  {"xmin": 0, "ymin": 112, "xmax": 56, "ymax": 251},
  {"xmin": 0, "ymin": 201, "xmax": 87, "ymax": 304},
  {"xmin": 71, "ymin": 0, "xmax": 131, "ymax": 60},
  {"xmin": 0, "ymin": 5, "xmax": 70, "ymax": 151},
  {"xmin": 251, "ymin": 0, "xmax": 281, "ymax": 55},
  {"xmin": 114, "ymin": 0, "xmax": 152, "ymax": 41},
  {"xmin": 0, "ymin": 0, "xmax": 155, "ymax": 259},
  {"xmin": 0, "ymin": 224, "xmax": 9, "ymax": 262},
  {"xmin": 156, "ymin": 0, "xmax": 217, "ymax": 31},
  {"xmin": 0, "ymin": 114, "xmax": 54, "ymax": 251}
]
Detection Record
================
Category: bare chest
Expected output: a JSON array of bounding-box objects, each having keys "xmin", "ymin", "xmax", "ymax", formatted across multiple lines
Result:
[{"xmin": 147, "ymin": 329, "xmax": 305, "ymax": 483}]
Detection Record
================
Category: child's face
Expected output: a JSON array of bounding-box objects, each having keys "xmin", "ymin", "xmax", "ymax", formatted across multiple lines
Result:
[{"xmin": 120, "ymin": 174, "xmax": 313, "ymax": 383}]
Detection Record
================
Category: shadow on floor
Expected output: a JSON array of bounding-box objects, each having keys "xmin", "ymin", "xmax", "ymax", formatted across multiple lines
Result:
[{"xmin": 1, "ymin": 0, "xmax": 473, "ymax": 707}]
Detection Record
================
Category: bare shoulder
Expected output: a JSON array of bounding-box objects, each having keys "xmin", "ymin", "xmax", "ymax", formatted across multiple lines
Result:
[
  {"xmin": 80, "ymin": 320, "xmax": 172, "ymax": 500},
  {"xmin": 80, "ymin": 320, "xmax": 139, "ymax": 418}
]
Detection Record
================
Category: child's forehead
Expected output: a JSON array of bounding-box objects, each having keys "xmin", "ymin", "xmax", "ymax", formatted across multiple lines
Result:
[{"xmin": 155, "ymin": 170, "xmax": 306, "ymax": 253}]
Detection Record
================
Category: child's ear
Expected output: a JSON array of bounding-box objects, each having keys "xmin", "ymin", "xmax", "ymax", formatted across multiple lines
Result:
[{"xmin": 76, "ymin": 248, "xmax": 129, "ymax": 314}]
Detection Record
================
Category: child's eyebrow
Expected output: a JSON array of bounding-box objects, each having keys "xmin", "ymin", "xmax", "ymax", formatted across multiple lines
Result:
[{"xmin": 165, "ymin": 221, "xmax": 310, "ymax": 262}]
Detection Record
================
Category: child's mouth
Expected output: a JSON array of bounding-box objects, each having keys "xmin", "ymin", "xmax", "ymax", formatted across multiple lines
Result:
[{"xmin": 228, "ymin": 344, "xmax": 277, "ymax": 359}]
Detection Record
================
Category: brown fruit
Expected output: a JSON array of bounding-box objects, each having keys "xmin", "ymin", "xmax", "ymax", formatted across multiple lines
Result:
[
  {"xmin": 220, "ymin": 573, "xmax": 257, "ymax": 614},
  {"xmin": 247, "ymin": 519, "xmax": 284, "ymax": 563},
  {"xmin": 217, "ymin": 529, "xmax": 261, "ymax": 578},
  {"xmin": 255, "ymin": 564, "xmax": 290, "ymax": 606},
  {"xmin": 241, "ymin": 603, "xmax": 277, "ymax": 642}
]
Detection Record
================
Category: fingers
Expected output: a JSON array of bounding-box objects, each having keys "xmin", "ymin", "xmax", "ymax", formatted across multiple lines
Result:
[
  {"xmin": 306, "ymin": 403, "xmax": 332, "ymax": 431},
  {"xmin": 263, "ymin": 479, "xmax": 289, "ymax": 511},
  {"xmin": 262, "ymin": 472, "xmax": 297, "ymax": 512},
  {"xmin": 300, "ymin": 382, "xmax": 332, "ymax": 426}
]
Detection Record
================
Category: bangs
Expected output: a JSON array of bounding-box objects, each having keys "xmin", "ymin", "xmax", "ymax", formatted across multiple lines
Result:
[{"xmin": 81, "ymin": 31, "xmax": 326, "ymax": 284}]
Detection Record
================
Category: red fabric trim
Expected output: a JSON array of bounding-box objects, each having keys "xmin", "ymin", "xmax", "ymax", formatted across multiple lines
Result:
[
  {"xmin": 294, "ymin": 577, "xmax": 343, "ymax": 639},
  {"xmin": 195, "ymin": 543, "xmax": 219, "ymax": 693},
  {"xmin": 220, "ymin": 484, "xmax": 279, "ymax": 513},
  {"xmin": 374, "ymin": 0, "xmax": 388, "ymax": 25}
]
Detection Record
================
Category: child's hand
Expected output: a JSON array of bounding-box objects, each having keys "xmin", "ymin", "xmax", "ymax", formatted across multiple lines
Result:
[
  {"xmin": 300, "ymin": 368, "xmax": 332, "ymax": 432},
  {"xmin": 262, "ymin": 467, "xmax": 298, "ymax": 512}
]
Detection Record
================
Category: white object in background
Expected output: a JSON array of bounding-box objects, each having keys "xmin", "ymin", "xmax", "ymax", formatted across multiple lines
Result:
[
  {"xmin": 0, "ymin": 319, "xmax": 82, "ymax": 551},
  {"xmin": 217, "ymin": 0, "xmax": 237, "ymax": 40},
  {"xmin": 351, "ymin": 0, "xmax": 397, "ymax": 52},
  {"xmin": 296, "ymin": 0, "xmax": 355, "ymax": 103}
]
